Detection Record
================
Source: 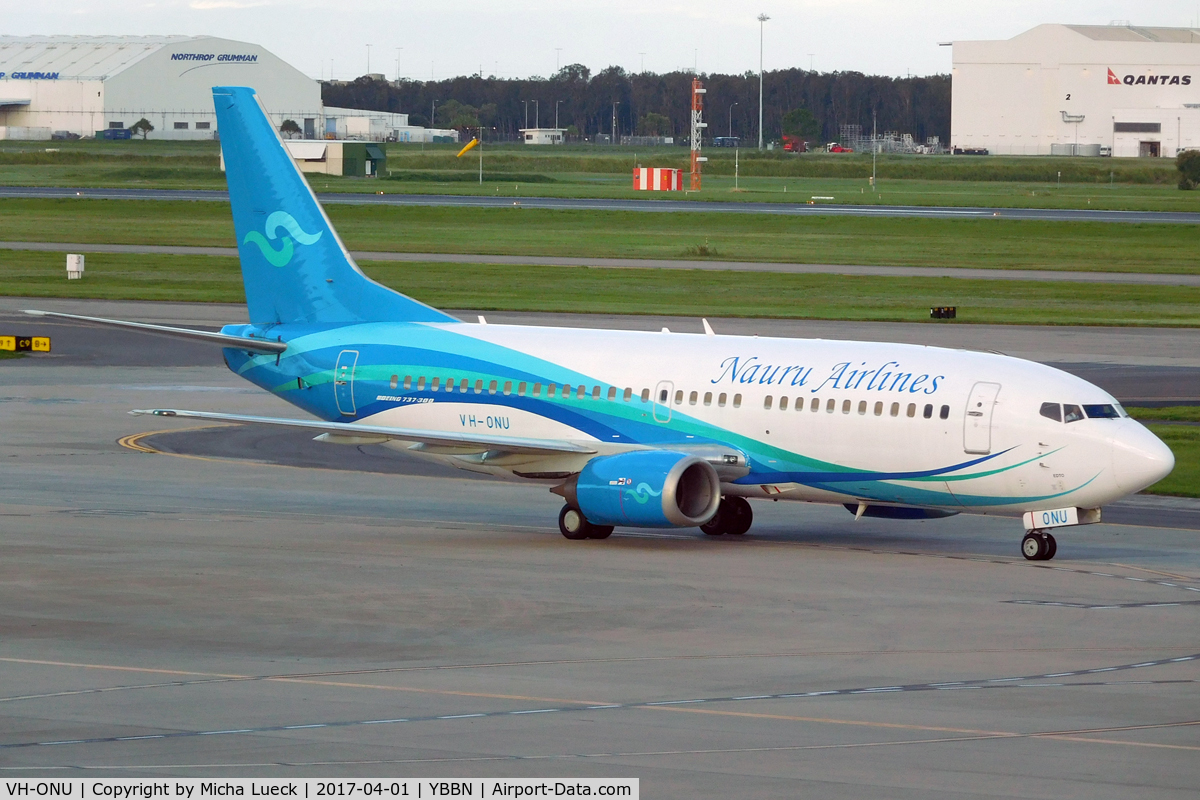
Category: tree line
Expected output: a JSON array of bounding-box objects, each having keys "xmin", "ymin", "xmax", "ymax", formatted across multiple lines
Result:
[{"xmin": 321, "ymin": 65, "xmax": 950, "ymax": 145}]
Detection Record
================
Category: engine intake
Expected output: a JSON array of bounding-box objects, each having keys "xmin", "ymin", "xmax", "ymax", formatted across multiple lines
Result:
[{"xmin": 558, "ymin": 451, "xmax": 722, "ymax": 528}]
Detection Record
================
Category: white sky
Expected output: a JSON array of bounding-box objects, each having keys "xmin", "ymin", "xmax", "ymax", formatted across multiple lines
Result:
[{"xmin": 8, "ymin": 1, "xmax": 1200, "ymax": 80}]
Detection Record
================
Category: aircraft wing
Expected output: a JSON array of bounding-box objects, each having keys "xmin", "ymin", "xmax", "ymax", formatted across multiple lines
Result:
[
  {"xmin": 24, "ymin": 310, "xmax": 287, "ymax": 355},
  {"xmin": 129, "ymin": 408, "xmax": 598, "ymax": 456}
]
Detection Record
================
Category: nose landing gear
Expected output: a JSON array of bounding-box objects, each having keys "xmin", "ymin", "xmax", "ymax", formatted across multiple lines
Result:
[{"xmin": 1021, "ymin": 530, "xmax": 1057, "ymax": 561}]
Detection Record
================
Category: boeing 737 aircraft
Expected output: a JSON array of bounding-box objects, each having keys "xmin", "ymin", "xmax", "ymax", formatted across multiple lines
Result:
[{"xmin": 28, "ymin": 86, "xmax": 1176, "ymax": 560}]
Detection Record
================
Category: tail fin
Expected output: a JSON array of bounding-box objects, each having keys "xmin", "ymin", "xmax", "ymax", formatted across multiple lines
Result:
[{"xmin": 213, "ymin": 86, "xmax": 454, "ymax": 325}]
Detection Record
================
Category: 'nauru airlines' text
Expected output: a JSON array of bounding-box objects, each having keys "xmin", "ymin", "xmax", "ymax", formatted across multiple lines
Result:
[{"xmin": 711, "ymin": 357, "xmax": 944, "ymax": 395}]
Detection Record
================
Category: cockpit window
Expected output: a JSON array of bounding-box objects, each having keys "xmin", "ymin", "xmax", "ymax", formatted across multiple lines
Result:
[
  {"xmin": 1063, "ymin": 404, "xmax": 1084, "ymax": 423},
  {"xmin": 1084, "ymin": 404, "xmax": 1120, "ymax": 419},
  {"xmin": 1039, "ymin": 402, "xmax": 1062, "ymax": 422}
]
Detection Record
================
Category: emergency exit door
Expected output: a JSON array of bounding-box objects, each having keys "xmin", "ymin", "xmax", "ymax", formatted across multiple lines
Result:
[{"xmin": 963, "ymin": 381, "xmax": 1001, "ymax": 454}]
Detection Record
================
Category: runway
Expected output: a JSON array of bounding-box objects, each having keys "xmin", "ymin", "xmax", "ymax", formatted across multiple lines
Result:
[
  {"xmin": 1, "ymin": 300, "xmax": 1198, "ymax": 793},
  {"xmin": 4, "ymin": 184, "xmax": 1200, "ymax": 224},
  {"xmin": 5, "ymin": 241, "xmax": 1199, "ymax": 286}
]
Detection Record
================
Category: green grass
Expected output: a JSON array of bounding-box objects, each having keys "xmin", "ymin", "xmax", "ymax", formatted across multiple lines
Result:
[
  {"xmin": 5, "ymin": 139, "xmax": 1200, "ymax": 211},
  {"xmin": 1144, "ymin": 424, "xmax": 1200, "ymax": 498},
  {"xmin": 3, "ymin": 250, "xmax": 1198, "ymax": 326},
  {"xmin": 3, "ymin": 199, "xmax": 1199, "ymax": 275},
  {"xmin": 1129, "ymin": 407, "xmax": 1200, "ymax": 422},
  {"xmin": 0, "ymin": 350, "xmax": 25, "ymax": 360}
]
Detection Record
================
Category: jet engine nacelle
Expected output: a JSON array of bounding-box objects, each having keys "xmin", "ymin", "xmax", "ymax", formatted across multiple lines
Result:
[{"xmin": 572, "ymin": 451, "xmax": 722, "ymax": 528}]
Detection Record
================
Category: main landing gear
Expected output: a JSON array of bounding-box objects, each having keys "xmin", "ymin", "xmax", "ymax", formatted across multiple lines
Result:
[
  {"xmin": 1021, "ymin": 530, "xmax": 1057, "ymax": 561},
  {"xmin": 700, "ymin": 496, "xmax": 753, "ymax": 537},
  {"xmin": 558, "ymin": 505, "xmax": 614, "ymax": 540}
]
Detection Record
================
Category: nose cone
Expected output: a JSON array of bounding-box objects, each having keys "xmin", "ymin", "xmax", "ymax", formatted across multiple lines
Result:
[{"xmin": 1111, "ymin": 421, "xmax": 1175, "ymax": 495}]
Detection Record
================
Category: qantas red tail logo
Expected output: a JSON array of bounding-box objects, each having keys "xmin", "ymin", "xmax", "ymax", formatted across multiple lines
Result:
[{"xmin": 1107, "ymin": 67, "xmax": 1192, "ymax": 86}]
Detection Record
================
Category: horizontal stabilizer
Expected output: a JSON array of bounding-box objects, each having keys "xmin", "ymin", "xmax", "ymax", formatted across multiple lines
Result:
[
  {"xmin": 24, "ymin": 310, "xmax": 287, "ymax": 354},
  {"xmin": 129, "ymin": 408, "xmax": 597, "ymax": 456}
]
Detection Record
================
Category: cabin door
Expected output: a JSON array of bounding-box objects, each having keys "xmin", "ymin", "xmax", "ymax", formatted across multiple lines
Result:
[
  {"xmin": 334, "ymin": 349, "xmax": 359, "ymax": 416},
  {"xmin": 963, "ymin": 381, "xmax": 1001, "ymax": 454}
]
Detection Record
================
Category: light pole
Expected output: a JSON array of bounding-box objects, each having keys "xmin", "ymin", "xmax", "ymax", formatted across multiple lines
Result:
[
  {"xmin": 757, "ymin": 13, "xmax": 769, "ymax": 150},
  {"xmin": 534, "ymin": 99, "xmax": 539, "ymax": 129},
  {"xmin": 555, "ymin": 100, "xmax": 563, "ymax": 131},
  {"xmin": 555, "ymin": 48, "xmax": 562, "ymax": 72},
  {"xmin": 639, "ymin": 52, "xmax": 646, "ymax": 73},
  {"xmin": 728, "ymin": 101, "xmax": 738, "ymax": 138},
  {"xmin": 522, "ymin": 100, "xmax": 529, "ymax": 130},
  {"xmin": 395, "ymin": 48, "xmax": 402, "ymax": 82},
  {"xmin": 612, "ymin": 101, "xmax": 619, "ymax": 145},
  {"xmin": 431, "ymin": 99, "xmax": 437, "ymax": 130},
  {"xmin": 366, "ymin": 44, "xmax": 372, "ymax": 75}
]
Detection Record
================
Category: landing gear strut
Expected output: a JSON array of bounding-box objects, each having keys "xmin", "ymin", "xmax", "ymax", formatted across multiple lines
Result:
[
  {"xmin": 1021, "ymin": 530, "xmax": 1057, "ymax": 561},
  {"xmin": 558, "ymin": 505, "xmax": 613, "ymax": 540},
  {"xmin": 700, "ymin": 496, "xmax": 754, "ymax": 536}
]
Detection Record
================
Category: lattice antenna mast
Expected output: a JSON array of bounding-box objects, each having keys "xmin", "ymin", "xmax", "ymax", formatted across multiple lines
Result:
[{"xmin": 690, "ymin": 78, "xmax": 707, "ymax": 190}]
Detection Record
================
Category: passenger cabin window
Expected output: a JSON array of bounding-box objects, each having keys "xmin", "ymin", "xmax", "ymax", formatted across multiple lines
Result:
[
  {"xmin": 519, "ymin": 382, "xmax": 528, "ymax": 396},
  {"xmin": 826, "ymin": 399, "xmax": 835, "ymax": 413},
  {"xmin": 842, "ymin": 399, "xmax": 852, "ymax": 414},
  {"xmin": 703, "ymin": 392, "xmax": 712, "ymax": 406},
  {"xmin": 890, "ymin": 402, "xmax": 899, "ymax": 417},
  {"xmin": 489, "ymin": 380, "xmax": 498, "ymax": 395},
  {"xmin": 607, "ymin": 387, "xmax": 617, "ymax": 401},
  {"xmin": 779, "ymin": 396, "xmax": 788, "ymax": 411},
  {"xmin": 641, "ymin": 388, "xmax": 650, "ymax": 402},
  {"xmin": 939, "ymin": 405, "xmax": 950, "ymax": 420},
  {"xmin": 1064, "ymin": 404, "xmax": 1084, "ymax": 423},
  {"xmin": 403, "ymin": 376, "xmax": 412, "ymax": 390},
  {"xmin": 548, "ymin": 384, "xmax": 557, "ymax": 398},
  {"xmin": 460, "ymin": 378, "xmax": 468, "ymax": 393},
  {"xmin": 444, "ymin": 377, "xmax": 454, "ymax": 392},
  {"xmin": 533, "ymin": 383, "xmax": 542, "ymax": 397},
  {"xmin": 732, "ymin": 393, "xmax": 742, "ymax": 408},
  {"xmin": 763, "ymin": 396, "xmax": 773, "ymax": 410},
  {"xmin": 674, "ymin": 390, "xmax": 683, "ymax": 405},
  {"xmin": 923, "ymin": 404, "xmax": 933, "ymax": 419},
  {"xmin": 390, "ymin": 375, "xmax": 398, "ymax": 389},
  {"xmin": 874, "ymin": 402, "xmax": 884, "ymax": 416},
  {"xmin": 857, "ymin": 400, "xmax": 867, "ymax": 415},
  {"xmin": 811, "ymin": 398, "xmax": 820, "ymax": 412},
  {"xmin": 718, "ymin": 392, "xmax": 727, "ymax": 407},
  {"xmin": 475, "ymin": 379, "xmax": 484, "ymax": 394},
  {"xmin": 624, "ymin": 388, "xmax": 633, "ymax": 402},
  {"xmin": 1084, "ymin": 404, "xmax": 1120, "ymax": 419},
  {"xmin": 907, "ymin": 403, "xmax": 916, "ymax": 418},
  {"xmin": 430, "ymin": 377, "xmax": 440, "ymax": 391},
  {"xmin": 1040, "ymin": 402, "xmax": 1062, "ymax": 422},
  {"xmin": 503, "ymin": 381, "xmax": 513, "ymax": 395},
  {"xmin": 689, "ymin": 391, "xmax": 698, "ymax": 405},
  {"xmin": 417, "ymin": 377, "xmax": 426, "ymax": 391}
]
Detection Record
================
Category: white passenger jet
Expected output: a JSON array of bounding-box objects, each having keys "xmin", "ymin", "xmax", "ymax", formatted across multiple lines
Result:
[{"xmin": 26, "ymin": 87, "xmax": 1176, "ymax": 560}]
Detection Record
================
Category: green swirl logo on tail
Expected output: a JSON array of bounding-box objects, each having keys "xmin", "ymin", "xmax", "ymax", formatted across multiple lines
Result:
[
  {"xmin": 624, "ymin": 483, "xmax": 662, "ymax": 505},
  {"xmin": 242, "ymin": 211, "xmax": 323, "ymax": 267}
]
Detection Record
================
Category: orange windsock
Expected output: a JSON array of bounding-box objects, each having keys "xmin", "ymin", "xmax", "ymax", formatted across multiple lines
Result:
[{"xmin": 456, "ymin": 138, "xmax": 479, "ymax": 157}]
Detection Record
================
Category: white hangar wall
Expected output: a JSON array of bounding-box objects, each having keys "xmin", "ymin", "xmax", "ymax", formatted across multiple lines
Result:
[
  {"xmin": 0, "ymin": 35, "xmax": 321, "ymax": 140},
  {"xmin": 951, "ymin": 24, "xmax": 1200, "ymax": 157}
]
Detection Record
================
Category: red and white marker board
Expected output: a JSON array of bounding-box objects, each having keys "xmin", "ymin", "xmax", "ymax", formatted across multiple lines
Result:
[{"xmin": 632, "ymin": 168, "xmax": 682, "ymax": 191}]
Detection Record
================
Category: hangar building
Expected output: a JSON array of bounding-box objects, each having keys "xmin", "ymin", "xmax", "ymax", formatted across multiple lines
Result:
[
  {"xmin": 0, "ymin": 35, "xmax": 321, "ymax": 140},
  {"xmin": 951, "ymin": 24, "xmax": 1200, "ymax": 157}
]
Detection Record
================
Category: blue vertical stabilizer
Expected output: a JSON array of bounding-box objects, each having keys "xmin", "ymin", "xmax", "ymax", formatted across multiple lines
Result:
[{"xmin": 213, "ymin": 86, "xmax": 455, "ymax": 325}]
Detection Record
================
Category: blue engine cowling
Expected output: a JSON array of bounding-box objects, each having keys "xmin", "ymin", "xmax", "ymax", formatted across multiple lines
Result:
[{"xmin": 574, "ymin": 451, "xmax": 721, "ymax": 528}]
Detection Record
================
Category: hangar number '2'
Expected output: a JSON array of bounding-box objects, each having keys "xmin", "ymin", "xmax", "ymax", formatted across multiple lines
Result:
[{"xmin": 28, "ymin": 86, "xmax": 1175, "ymax": 560}]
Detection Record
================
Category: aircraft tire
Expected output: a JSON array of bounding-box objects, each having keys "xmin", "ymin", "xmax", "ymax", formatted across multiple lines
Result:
[
  {"xmin": 1021, "ymin": 532, "xmax": 1048, "ymax": 561},
  {"xmin": 559, "ymin": 505, "xmax": 593, "ymax": 540},
  {"xmin": 1043, "ymin": 532, "xmax": 1057, "ymax": 560},
  {"xmin": 588, "ymin": 525, "xmax": 614, "ymax": 539},
  {"xmin": 724, "ymin": 497, "xmax": 753, "ymax": 536},
  {"xmin": 700, "ymin": 504, "xmax": 727, "ymax": 536}
]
